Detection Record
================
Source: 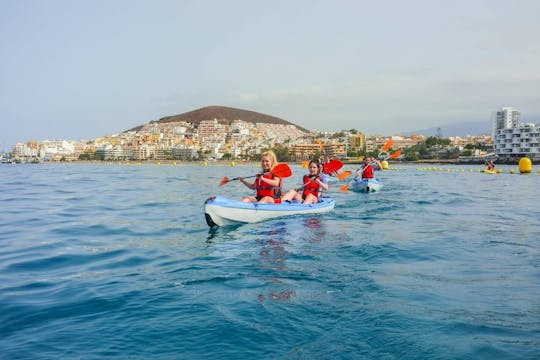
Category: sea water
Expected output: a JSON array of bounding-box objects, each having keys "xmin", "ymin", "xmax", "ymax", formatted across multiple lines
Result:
[{"xmin": 0, "ymin": 163, "xmax": 539, "ymax": 359}]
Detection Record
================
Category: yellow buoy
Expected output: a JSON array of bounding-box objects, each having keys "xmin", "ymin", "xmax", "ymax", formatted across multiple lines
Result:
[
  {"xmin": 519, "ymin": 157, "xmax": 532, "ymax": 173},
  {"xmin": 381, "ymin": 160, "xmax": 389, "ymax": 170},
  {"xmin": 231, "ymin": 161, "xmax": 235, "ymax": 167},
  {"xmin": 510, "ymin": 169, "xmax": 515, "ymax": 174}
]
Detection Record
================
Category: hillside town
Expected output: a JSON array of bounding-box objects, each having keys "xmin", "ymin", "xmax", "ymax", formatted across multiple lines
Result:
[{"xmin": 2, "ymin": 106, "xmax": 539, "ymax": 164}]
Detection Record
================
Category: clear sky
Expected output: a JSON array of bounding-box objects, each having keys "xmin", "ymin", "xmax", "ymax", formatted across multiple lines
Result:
[{"xmin": 1, "ymin": 0, "xmax": 539, "ymax": 151}]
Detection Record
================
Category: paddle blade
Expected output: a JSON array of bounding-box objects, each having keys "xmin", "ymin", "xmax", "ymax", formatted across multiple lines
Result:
[
  {"xmin": 218, "ymin": 177, "xmax": 230, "ymax": 186},
  {"xmin": 337, "ymin": 170, "xmax": 352, "ymax": 180},
  {"xmin": 323, "ymin": 159, "xmax": 344, "ymax": 174},
  {"xmin": 339, "ymin": 184, "xmax": 350, "ymax": 192},
  {"xmin": 382, "ymin": 139, "xmax": 393, "ymax": 151},
  {"xmin": 272, "ymin": 163, "xmax": 292, "ymax": 178},
  {"xmin": 389, "ymin": 150, "xmax": 401, "ymax": 159}
]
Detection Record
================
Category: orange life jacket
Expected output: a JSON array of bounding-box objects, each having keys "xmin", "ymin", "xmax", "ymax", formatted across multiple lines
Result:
[{"xmin": 256, "ymin": 173, "xmax": 282, "ymax": 199}]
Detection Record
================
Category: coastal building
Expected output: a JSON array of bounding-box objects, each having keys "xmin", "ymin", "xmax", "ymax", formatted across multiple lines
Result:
[
  {"xmin": 348, "ymin": 133, "xmax": 366, "ymax": 153},
  {"xmin": 288, "ymin": 142, "xmax": 346, "ymax": 161},
  {"xmin": 492, "ymin": 107, "xmax": 520, "ymax": 138},
  {"xmin": 172, "ymin": 144, "xmax": 199, "ymax": 160},
  {"xmin": 492, "ymin": 107, "xmax": 540, "ymax": 162},
  {"xmin": 365, "ymin": 136, "xmax": 389, "ymax": 153}
]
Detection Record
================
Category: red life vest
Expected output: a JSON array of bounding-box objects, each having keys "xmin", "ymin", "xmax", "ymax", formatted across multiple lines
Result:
[
  {"xmin": 302, "ymin": 175, "xmax": 320, "ymax": 200},
  {"xmin": 255, "ymin": 173, "xmax": 281, "ymax": 199},
  {"xmin": 362, "ymin": 164, "xmax": 374, "ymax": 179}
]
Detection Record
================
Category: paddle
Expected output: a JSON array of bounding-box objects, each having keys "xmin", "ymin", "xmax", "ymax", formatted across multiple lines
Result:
[
  {"xmin": 337, "ymin": 170, "xmax": 352, "ymax": 180},
  {"xmin": 219, "ymin": 163, "xmax": 292, "ymax": 186},
  {"xmin": 378, "ymin": 139, "xmax": 394, "ymax": 160},
  {"xmin": 382, "ymin": 138, "xmax": 393, "ymax": 152},
  {"xmin": 389, "ymin": 150, "xmax": 401, "ymax": 159},
  {"xmin": 293, "ymin": 170, "xmax": 352, "ymax": 192},
  {"xmin": 322, "ymin": 159, "xmax": 344, "ymax": 175}
]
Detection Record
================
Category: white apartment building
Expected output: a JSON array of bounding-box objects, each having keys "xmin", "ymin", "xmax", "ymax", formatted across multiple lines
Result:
[
  {"xmin": 492, "ymin": 107, "xmax": 540, "ymax": 161},
  {"xmin": 491, "ymin": 107, "xmax": 521, "ymax": 139}
]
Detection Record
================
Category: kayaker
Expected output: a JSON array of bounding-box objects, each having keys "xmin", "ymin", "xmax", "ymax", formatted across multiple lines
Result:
[
  {"xmin": 239, "ymin": 150, "xmax": 283, "ymax": 203},
  {"xmin": 369, "ymin": 156, "xmax": 383, "ymax": 171},
  {"xmin": 486, "ymin": 160, "xmax": 495, "ymax": 171},
  {"xmin": 281, "ymin": 159, "xmax": 329, "ymax": 204},
  {"xmin": 357, "ymin": 157, "xmax": 374, "ymax": 179}
]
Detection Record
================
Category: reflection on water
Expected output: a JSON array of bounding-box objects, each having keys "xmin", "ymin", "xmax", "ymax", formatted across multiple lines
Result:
[{"xmin": 253, "ymin": 223, "xmax": 297, "ymax": 302}]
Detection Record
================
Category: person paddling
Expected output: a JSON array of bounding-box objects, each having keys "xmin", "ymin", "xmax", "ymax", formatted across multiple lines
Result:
[
  {"xmin": 281, "ymin": 159, "xmax": 329, "ymax": 204},
  {"xmin": 239, "ymin": 150, "xmax": 283, "ymax": 203},
  {"xmin": 369, "ymin": 156, "xmax": 383, "ymax": 171},
  {"xmin": 356, "ymin": 157, "xmax": 375, "ymax": 179}
]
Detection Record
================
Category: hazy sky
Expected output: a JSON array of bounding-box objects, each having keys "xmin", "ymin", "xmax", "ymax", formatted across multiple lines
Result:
[{"xmin": 1, "ymin": 0, "xmax": 540, "ymax": 150}]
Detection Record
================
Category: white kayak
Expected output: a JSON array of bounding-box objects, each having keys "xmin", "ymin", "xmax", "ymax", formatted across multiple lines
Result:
[
  {"xmin": 349, "ymin": 178, "xmax": 384, "ymax": 193},
  {"xmin": 204, "ymin": 196, "xmax": 335, "ymax": 227}
]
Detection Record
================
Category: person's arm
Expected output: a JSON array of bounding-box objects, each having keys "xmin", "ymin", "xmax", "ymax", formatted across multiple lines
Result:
[
  {"xmin": 317, "ymin": 177, "xmax": 329, "ymax": 191},
  {"xmin": 238, "ymin": 176, "xmax": 256, "ymax": 190}
]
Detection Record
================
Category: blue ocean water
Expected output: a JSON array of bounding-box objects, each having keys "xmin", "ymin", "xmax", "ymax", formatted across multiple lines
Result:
[{"xmin": 0, "ymin": 163, "xmax": 539, "ymax": 359}]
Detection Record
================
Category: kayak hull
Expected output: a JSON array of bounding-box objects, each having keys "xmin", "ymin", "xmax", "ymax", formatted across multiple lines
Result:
[
  {"xmin": 204, "ymin": 196, "xmax": 335, "ymax": 227},
  {"xmin": 349, "ymin": 178, "xmax": 384, "ymax": 193}
]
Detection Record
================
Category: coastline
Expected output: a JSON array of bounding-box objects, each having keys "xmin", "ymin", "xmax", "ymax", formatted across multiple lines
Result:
[{"xmin": 2, "ymin": 158, "xmax": 538, "ymax": 166}]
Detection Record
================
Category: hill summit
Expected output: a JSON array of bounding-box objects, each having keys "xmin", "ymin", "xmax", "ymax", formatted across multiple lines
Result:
[{"xmin": 145, "ymin": 105, "xmax": 309, "ymax": 132}]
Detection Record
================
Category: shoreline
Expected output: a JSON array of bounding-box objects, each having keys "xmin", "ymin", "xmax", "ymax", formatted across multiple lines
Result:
[{"xmin": 2, "ymin": 158, "xmax": 538, "ymax": 166}]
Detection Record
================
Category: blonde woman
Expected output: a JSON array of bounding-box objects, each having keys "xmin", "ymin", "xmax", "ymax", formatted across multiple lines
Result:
[{"xmin": 239, "ymin": 150, "xmax": 283, "ymax": 203}]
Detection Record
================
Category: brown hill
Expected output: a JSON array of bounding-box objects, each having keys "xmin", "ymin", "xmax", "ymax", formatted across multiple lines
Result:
[{"xmin": 128, "ymin": 105, "xmax": 309, "ymax": 132}]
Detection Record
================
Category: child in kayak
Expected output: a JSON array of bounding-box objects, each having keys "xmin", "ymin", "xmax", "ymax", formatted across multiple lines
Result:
[
  {"xmin": 281, "ymin": 159, "xmax": 328, "ymax": 204},
  {"xmin": 357, "ymin": 157, "xmax": 375, "ymax": 179},
  {"xmin": 239, "ymin": 150, "xmax": 283, "ymax": 203}
]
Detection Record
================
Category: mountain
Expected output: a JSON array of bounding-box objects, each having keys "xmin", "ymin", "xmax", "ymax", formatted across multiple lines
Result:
[
  {"xmin": 128, "ymin": 105, "xmax": 310, "ymax": 132},
  {"xmin": 402, "ymin": 120, "xmax": 492, "ymax": 137}
]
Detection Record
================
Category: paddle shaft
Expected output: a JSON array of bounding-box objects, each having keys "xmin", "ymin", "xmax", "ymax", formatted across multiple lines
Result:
[{"xmin": 221, "ymin": 163, "xmax": 292, "ymax": 185}]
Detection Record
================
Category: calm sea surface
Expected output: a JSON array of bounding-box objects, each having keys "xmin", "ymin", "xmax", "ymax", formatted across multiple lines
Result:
[{"xmin": 1, "ymin": 163, "xmax": 539, "ymax": 359}]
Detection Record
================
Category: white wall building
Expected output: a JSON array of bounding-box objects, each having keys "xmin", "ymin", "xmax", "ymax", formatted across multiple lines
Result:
[
  {"xmin": 492, "ymin": 107, "xmax": 540, "ymax": 161},
  {"xmin": 491, "ymin": 107, "xmax": 521, "ymax": 139}
]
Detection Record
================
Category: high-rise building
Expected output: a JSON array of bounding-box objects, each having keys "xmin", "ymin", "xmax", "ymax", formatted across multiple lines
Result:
[
  {"xmin": 491, "ymin": 107, "xmax": 521, "ymax": 139},
  {"xmin": 491, "ymin": 107, "xmax": 540, "ymax": 162}
]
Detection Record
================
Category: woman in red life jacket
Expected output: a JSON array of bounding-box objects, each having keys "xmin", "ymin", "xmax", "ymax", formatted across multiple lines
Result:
[
  {"xmin": 239, "ymin": 150, "xmax": 283, "ymax": 203},
  {"xmin": 356, "ymin": 157, "xmax": 375, "ymax": 179},
  {"xmin": 281, "ymin": 159, "xmax": 328, "ymax": 204}
]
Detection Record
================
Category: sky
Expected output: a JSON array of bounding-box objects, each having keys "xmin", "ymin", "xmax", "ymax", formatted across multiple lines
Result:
[{"xmin": 1, "ymin": 0, "xmax": 540, "ymax": 151}]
